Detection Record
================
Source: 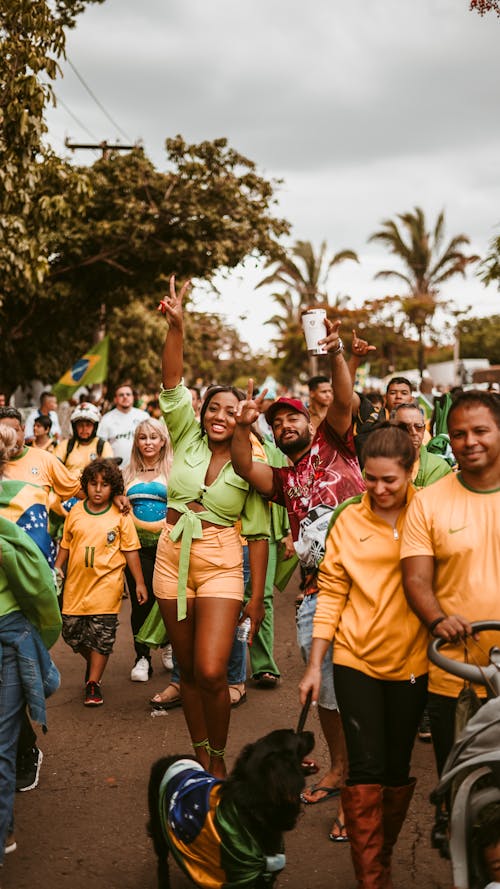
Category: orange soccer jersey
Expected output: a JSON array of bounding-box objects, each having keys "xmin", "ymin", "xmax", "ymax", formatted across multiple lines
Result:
[{"xmin": 401, "ymin": 473, "xmax": 500, "ymax": 697}]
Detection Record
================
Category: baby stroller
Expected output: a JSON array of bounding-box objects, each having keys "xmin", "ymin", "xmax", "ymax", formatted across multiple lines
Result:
[{"xmin": 429, "ymin": 620, "xmax": 500, "ymax": 889}]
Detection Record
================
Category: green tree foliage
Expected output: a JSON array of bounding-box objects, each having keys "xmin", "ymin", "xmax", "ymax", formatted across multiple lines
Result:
[
  {"xmin": 459, "ymin": 314, "xmax": 500, "ymax": 365},
  {"xmin": 369, "ymin": 207, "xmax": 478, "ymax": 374},
  {"xmin": 480, "ymin": 231, "xmax": 500, "ymax": 287},
  {"xmin": 0, "ymin": 0, "xmax": 103, "ymax": 299},
  {"xmin": 0, "ymin": 138, "xmax": 288, "ymax": 393},
  {"xmin": 106, "ymin": 302, "xmax": 256, "ymax": 393},
  {"xmin": 259, "ymin": 239, "xmax": 358, "ymax": 306},
  {"xmin": 49, "ymin": 139, "xmax": 288, "ymax": 310}
]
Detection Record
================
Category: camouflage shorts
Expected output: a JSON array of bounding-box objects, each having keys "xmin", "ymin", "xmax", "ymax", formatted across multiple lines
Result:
[{"xmin": 62, "ymin": 614, "xmax": 119, "ymax": 656}]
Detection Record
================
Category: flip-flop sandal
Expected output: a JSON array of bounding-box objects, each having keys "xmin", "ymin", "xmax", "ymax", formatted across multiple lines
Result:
[
  {"xmin": 329, "ymin": 817, "xmax": 349, "ymax": 842},
  {"xmin": 301, "ymin": 759, "xmax": 320, "ymax": 776},
  {"xmin": 149, "ymin": 685, "xmax": 182, "ymax": 710},
  {"xmin": 229, "ymin": 685, "xmax": 247, "ymax": 708},
  {"xmin": 253, "ymin": 672, "xmax": 280, "ymax": 689},
  {"xmin": 301, "ymin": 785, "xmax": 341, "ymax": 805}
]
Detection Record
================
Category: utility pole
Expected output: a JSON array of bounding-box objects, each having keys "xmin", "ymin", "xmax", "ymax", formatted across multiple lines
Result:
[{"xmin": 65, "ymin": 138, "xmax": 139, "ymax": 158}]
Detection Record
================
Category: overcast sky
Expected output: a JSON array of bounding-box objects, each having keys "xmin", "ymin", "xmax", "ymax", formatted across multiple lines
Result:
[{"xmin": 45, "ymin": 0, "xmax": 500, "ymax": 354}]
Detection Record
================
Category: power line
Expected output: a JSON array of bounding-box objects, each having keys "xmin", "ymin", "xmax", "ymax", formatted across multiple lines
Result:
[
  {"xmin": 54, "ymin": 93, "xmax": 100, "ymax": 143},
  {"xmin": 67, "ymin": 58, "xmax": 133, "ymax": 142},
  {"xmin": 65, "ymin": 139, "xmax": 138, "ymax": 158}
]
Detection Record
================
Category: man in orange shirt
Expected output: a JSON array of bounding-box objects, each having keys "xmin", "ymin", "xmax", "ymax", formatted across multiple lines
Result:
[{"xmin": 402, "ymin": 391, "xmax": 500, "ymax": 778}]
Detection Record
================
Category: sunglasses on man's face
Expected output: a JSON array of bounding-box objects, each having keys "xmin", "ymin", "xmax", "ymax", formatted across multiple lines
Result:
[{"xmin": 398, "ymin": 421, "xmax": 426, "ymax": 432}]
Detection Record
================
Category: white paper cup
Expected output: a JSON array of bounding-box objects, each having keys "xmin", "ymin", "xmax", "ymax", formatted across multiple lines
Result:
[{"xmin": 301, "ymin": 308, "xmax": 327, "ymax": 355}]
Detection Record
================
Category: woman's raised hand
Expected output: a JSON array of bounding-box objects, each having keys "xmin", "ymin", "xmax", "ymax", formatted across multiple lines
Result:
[
  {"xmin": 158, "ymin": 275, "xmax": 191, "ymax": 327},
  {"xmin": 235, "ymin": 379, "xmax": 268, "ymax": 426}
]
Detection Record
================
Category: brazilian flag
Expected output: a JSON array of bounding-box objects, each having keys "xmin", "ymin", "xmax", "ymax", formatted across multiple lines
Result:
[{"xmin": 53, "ymin": 337, "xmax": 109, "ymax": 400}]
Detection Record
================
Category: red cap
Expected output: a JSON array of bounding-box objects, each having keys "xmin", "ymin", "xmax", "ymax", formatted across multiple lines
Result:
[{"xmin": 265, "ymin": 397, "xmax": 310, "ymax": 425}]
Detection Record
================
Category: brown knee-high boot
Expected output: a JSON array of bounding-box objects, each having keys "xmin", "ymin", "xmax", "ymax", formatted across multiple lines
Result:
[
  {"xmin": 380, "ymin": 779, "xmax": 416, "ymax": 889},
  {"xmin": 341, "ymin": 784, "xmax": 385, "ymax": 889}
]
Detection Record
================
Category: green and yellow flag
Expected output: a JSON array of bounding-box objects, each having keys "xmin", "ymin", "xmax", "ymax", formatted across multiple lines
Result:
[{"xmin": 53, "ymin": 337, "xmax": 109, "ymax": 400}]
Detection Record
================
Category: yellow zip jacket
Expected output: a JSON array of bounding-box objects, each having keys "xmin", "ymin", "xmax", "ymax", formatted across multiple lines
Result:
[{"xmin": 314, "ymin": 487, "xmax": 428, "ymax": 682}]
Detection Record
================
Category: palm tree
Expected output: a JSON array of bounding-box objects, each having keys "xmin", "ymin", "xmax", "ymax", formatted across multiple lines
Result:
[
  {"xmin": 369, "ymin": 207, "xmax": 479, "ymax": 374},
  {"xmin": 258, "ymin": 239, "xmax": 358, "ymax": 306},
  {"xmin": 259, "ymin": 239, "xmax": 358, "ymax": 376}
]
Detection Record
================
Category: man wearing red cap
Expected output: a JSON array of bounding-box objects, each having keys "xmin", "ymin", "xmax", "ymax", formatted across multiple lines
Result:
[{"xmin": 231, "ymin": 319, "xmax": 365, "ymax": 837}]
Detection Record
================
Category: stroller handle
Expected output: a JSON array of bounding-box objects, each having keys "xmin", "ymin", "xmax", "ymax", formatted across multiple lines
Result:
[{"xmin": 428, "ymin": 620, "xmax": 500, "ymax": 688}]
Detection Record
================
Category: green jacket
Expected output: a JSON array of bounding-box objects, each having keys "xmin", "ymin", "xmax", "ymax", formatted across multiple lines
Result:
[{"xmin": 414, "ymin": 445, "xmax": 452, "ymax": 489}]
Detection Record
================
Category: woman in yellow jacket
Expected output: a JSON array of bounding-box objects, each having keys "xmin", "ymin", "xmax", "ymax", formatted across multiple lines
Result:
[{"xmin": 300, "ymin": 424, "xmax": 428, "ymax": 889}]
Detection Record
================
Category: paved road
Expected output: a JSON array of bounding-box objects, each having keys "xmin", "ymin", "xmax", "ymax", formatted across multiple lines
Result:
[{"xmin": 4, "ymin": 576, "xmax": 453, "ymax": 889}]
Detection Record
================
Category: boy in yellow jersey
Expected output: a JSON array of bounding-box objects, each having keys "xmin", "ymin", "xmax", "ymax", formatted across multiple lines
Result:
[
  {"xmin": 402, "ymin": 391, "xmax": 500, "ymax": 778},
  {"xmin": 55, "ymin": 460, "xmax": 147, "ymax": 706}
]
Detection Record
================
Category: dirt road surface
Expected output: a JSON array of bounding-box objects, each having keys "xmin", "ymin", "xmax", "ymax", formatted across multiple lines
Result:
[{"xmin": 4, "ymin": 577, "xmax": 452, "ymax": 889}]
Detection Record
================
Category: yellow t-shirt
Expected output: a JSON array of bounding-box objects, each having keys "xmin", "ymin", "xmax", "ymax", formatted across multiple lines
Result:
[
  {"xmin": 401, "ymin": 473, "xmax": 500, "ymax": 696},
  {"xmin": 61, "ymin": 501, "xmax": 140, "ymax": 615},
  {"xmin": 4, "ymin": 446, "xmax": 80, "ymax": 502},
  {"xmin": 315, "ymin": 488, "xmax": 428, "ymax": 682}
]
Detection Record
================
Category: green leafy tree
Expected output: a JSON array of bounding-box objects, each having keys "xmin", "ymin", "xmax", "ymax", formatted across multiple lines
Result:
[
  {"xmin": 0, "ymin": 139, "xmax": 289, "ymax": 393},
  {"xmin": 49, "ymin": 138, "xmax": 288, "ymax": 307},
  {"xmin": 0, "ymin": 0, "xmax": 103, "ymax": 300},
  {"xmin": 105, "ymin": 302, "xmax": 255, "ymax": 393},
  {"xmin": 459, "ymin": 314, "xmax": 500, "ymax": 365},
  {"xmin": 369, "ymin": 207, "xmax": 478, "ymax": 374},
  {"xmin": 480, "ymin": 230, "xmax": 500, "ymax": 287}
]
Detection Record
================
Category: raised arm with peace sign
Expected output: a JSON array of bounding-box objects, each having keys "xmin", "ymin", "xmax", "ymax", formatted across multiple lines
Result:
[{"xmin": 158, "ymin": 275, "xmax": 191, "ymax": 389}]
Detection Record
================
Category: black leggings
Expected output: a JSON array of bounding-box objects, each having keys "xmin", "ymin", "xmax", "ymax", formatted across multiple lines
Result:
[
  {"xmin": 334, "ymin": 664, "xmax": 428, "ymax": 786},
  {"xmin": 125, "ymin": 544, "xmax": 158, "ymax": 659},
  {"xmin": 427, "ymin": 692, "xmax": 460, "ymax": 777}
]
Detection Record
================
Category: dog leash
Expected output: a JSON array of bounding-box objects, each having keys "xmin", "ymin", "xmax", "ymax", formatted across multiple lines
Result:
[{"xmin": 296, "ymin": 689, "xmax": 312, "ymax": 733}]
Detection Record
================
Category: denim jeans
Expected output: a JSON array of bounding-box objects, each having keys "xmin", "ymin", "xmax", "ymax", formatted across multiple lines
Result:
[
  {"xmin": 0, "ymin": 643, "xmax": 25, "ymax": 863},
  {"xmin": 296, "ymin": 592, "xmax": 337, "ymax": 710}
]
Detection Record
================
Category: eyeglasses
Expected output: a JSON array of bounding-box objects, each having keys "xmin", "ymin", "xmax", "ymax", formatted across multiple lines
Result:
[{"xmin": 398, "ymin": 421, "xmax": 426, "ymax": 433}]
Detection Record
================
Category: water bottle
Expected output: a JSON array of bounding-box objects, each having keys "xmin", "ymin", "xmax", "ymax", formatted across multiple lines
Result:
[{"xmin": 236, "ymin": 617, "xmax": 251, "ymax": 643}]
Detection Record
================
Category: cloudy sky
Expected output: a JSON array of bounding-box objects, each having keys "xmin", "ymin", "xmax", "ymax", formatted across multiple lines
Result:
[{"xmin": 45, "ymin": 0, "xmax": 500, "ymax": 353}]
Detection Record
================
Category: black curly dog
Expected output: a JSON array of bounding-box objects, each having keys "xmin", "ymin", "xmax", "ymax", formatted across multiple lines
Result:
[{"xmin": 148, "ymin": 728, "xmax": 315, "ymax": 889}]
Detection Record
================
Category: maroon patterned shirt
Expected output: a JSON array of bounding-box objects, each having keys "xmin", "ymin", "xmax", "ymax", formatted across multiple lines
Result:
[{"xmin": 271, "ymin": 420, "xmax": 365, "ymax": 569}]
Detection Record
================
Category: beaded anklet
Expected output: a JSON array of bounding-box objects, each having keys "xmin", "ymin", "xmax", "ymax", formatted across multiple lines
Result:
[{"xmin": 207, "ymin": 744, "xmax": 225, "ymax": 758}]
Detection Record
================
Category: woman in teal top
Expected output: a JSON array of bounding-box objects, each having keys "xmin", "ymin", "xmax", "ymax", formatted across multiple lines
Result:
[
  {"xmin": 153, "ymin": 277, "xmax": 269, "ymax": 777},
  {"xmin": 123, "ymin": 418, "xmax": 171, "ymax": 682}
]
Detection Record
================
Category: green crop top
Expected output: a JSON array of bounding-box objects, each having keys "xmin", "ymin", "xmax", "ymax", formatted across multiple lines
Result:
[{"xmin": 158, "ymin": 383, "xmax": 269, "ymax": 618}]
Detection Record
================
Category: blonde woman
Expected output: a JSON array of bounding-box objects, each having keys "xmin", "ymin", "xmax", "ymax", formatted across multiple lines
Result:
[{"xmin": 123, "ymin": 419, "xmax": 172, "ymax": 682}]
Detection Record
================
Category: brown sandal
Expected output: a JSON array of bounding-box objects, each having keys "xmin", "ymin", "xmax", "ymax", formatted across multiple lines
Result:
[
  {"xmin": 150, "ymin": 683, "xmax": 181, "ymax": 710},
  {"xmin": 229, "ymin": 684, "xmax": 247, "ymax": 708}
]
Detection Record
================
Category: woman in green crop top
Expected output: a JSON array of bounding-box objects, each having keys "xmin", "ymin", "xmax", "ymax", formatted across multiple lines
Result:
[{"xmin": 153, "ymin": 277, "xmax": 269, "ymax": 777}]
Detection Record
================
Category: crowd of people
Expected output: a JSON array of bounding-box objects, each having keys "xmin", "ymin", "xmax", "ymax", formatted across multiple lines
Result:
[{"xmin": 1, "ymin": 277, "xmax": 500, "ymax": 888}]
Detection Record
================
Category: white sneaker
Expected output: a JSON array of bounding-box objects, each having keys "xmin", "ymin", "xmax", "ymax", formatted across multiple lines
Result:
[
  {"xmin": 161, "ymin": 644, "xmax": 174, "ymax": 671},
  {"xmin": 5, "ymin": 833, "xmax": 17, "ymax": 854},
  {"xmin": 130, "ymin": 657, "xmax": 150, "ymax": 682}
]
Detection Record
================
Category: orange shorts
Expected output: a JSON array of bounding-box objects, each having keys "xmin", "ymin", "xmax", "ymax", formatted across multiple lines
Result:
[{"xmin": 153, "ymin": 524, "xmax": 244, "ymax": 602}]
